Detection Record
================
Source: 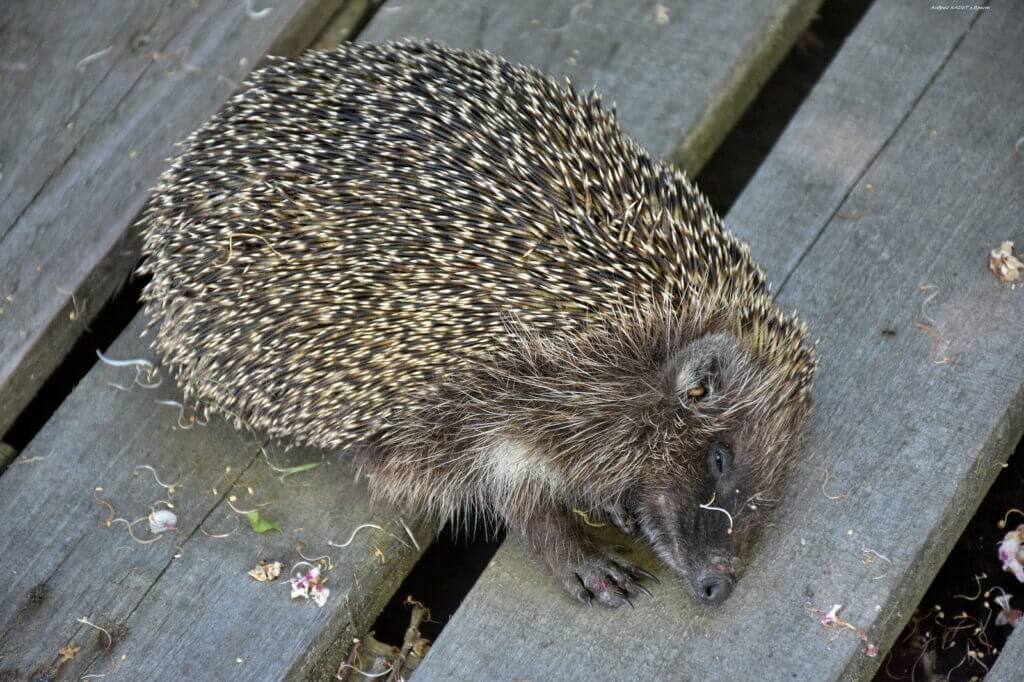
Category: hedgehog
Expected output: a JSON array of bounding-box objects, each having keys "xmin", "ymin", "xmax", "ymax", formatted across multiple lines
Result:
[{"xmin": 137, "ymin": 40, "xmax": 816, "ymax": 608}]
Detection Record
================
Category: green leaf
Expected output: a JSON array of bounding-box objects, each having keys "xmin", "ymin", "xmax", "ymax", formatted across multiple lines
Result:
[
  {"xmin": 245, "ymin": 511, "xmax": 281, "ymax": 534},
  {"xmin": 278, "ymin": 462, "xmax": 320, "ymax": 477}
]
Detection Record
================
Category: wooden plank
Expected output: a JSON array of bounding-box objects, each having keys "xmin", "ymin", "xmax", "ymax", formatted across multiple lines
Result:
[
  {"xmin": 413, "ymin": 3, "xmax": 1023, "ymax": 680},
  {"xmin": 0, "ymin": 4, "xmax": 422, "ymax": 680},
  {"xmin": 0, "ymin": 0, "xmax": 349, "ymax": 436},
  {"xmin": 359, "ymin": 0, "xmax": 822, "ymax": 171},
  {"xmin": 311, "ymin": 0, "xmax": 375, "ymax": 50},
  {"xmin": 991, "ymin": 626, "xmax": 1024, "ymax": 681},
  {"xmin": 0, "ymin": 319, "xmax": 425, "ymax": 681},
  {"xmin": 726, "ymin": 0, "xmax": 980, "ymax": 286}
]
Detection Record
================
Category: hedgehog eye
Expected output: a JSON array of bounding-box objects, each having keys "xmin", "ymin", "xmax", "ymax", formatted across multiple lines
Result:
[{"xmin": 708, "ymin": 443, "xmax": 731, "ymax": 478}]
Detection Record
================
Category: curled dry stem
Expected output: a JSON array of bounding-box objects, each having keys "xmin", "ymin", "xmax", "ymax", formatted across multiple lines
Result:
[{"xmin": 699, "ymin": 492, "xmax": 733, "ymax": 535}]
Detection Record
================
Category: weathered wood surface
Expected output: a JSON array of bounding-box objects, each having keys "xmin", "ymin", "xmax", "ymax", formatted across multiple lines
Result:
[
  {"xmin": 360, "ymin": 0, "xmax": 822, "ymax": 172},
  {"xmin": 0, "ymin": 0, "xmax": 351, "ymax": 436},
  {"xmin": 311, "ymin": 0, "xmax": 375, "ymax": 50},
  {"xmin": 0, "ymin": 317, "xmax": 425, "ymax": 681},
  {"xmin": 991, "ymin": 625, "xmax": 1024, "ymax": 681},
  {"xmin": 0, "ymin": 3, "xmax": 413, "ymax": 680},
  {"xmin": 0, "ymin": 1, "xmax": 827, "ymax": 678},
  {"xmin": 414, "ymin": 3, "xmax": 1023, "ymax": 681}
]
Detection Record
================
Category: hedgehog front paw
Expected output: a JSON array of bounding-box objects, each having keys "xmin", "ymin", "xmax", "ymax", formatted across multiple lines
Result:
[
  {"xmin": 522, "ymin": 506, "xmax": 653, "ymax": 608},
  {"xmin": 554, "ymin": 550, "xmax": 651, "ymax": 608}
]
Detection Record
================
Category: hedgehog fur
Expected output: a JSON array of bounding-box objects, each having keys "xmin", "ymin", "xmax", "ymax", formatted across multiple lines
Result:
[{"xmin": 138, "ymin": 40, "xmax": 816, "ymax": 607}]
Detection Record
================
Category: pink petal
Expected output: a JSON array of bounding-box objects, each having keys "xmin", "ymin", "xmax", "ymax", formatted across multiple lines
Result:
[{"xmin": 821, "ymin": 604, "xmax": 842, "ymax": 626}]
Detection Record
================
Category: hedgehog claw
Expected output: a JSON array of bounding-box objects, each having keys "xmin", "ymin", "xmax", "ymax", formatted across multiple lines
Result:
[
  {"xmin": 634, "ymin": 583, "xmax": 653, "ymax": 598},
  {"xmin": 554, "ymin": 553, "xmax": 648, "ymax": 608},
  {"xmin": 633, "ymin": 567, "xmax": 660, "ymax": 584},
  {"xmin": 614, "ymin": 589, "xmax": 635, "ymax": 609}
]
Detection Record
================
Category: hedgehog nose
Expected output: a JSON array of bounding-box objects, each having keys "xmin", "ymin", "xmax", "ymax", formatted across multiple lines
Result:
[{"xmin": 696, "ymin": 574, "xmax": 733, "ymax": 605}]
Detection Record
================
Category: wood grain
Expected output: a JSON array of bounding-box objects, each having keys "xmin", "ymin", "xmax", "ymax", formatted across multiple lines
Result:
[
  {"xmin": 0, "ymin": 0, "xmax": 349, "ymax": 436},
  {"xmin": 0, "ymin": 316, "xmax": 425, "ymax": 681},
  {"xmin": 359, "ymin": 0, "xmax": 822, "ymax": 171},
  {"xmin": 0, "ymin": 3, "xmax": 413, "ymax": 680},
  {"xmin": 413, "ymin": 3, "xmax": 1023, "ymax": 681}
]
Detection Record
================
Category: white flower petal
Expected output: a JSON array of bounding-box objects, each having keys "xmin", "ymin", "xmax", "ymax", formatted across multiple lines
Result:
[
  {"xmin": 148, "ymin": 509, "xmax": 177, "ymax": 535},
  {"xmin": 311, "ymin": 586, "xmax": 329, "ymax": 607}
]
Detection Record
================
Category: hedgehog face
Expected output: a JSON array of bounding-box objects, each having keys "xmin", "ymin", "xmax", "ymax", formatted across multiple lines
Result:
[{"xmin": 631, "ymin": 331, "xmax": 811, "ymax": 606}]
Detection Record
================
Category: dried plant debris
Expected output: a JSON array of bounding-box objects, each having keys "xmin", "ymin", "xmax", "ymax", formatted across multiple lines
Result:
[
  {"xmin": 808, "ymin": 603, "xmax": 878, "ymax": 657},
  {"xmin": 862, "ymin": 548, "xmax": 893, "ymax": 581},
  {"xmin": 329, "ymin": 523, "xmax": 413, "ymax": 552},
  {"xmin": 75, "ymin": 46, "xmax": 112, "ymax": 71},
  {"xmin": 58, "ymin": 644, "xmax": 80, "ymax": 663},
  {"xmin": 109, "ymin": 511, "xmax": 170, "ymax": 544},
  {"xmin": 290, "ymin": 562, "xmax": 330, "ymax": 607},
  {"xmin": 989, "ymin": 240, "xmax": 1024, "ymax": 285},
  {"xmin": 572, "ymin": 508, "xmax": 606, "ymax": 527},
  {"xmin": 884, "ymin": 488, "xmax": 1024, "ymax": 679},
  {"xmin": 96, "ymin": 464, "xmax": 182, "ymax": 545},
  {"xmin": 134, "ymin": 465, "xmax": 179, "ymax": 496},
  {"xmin": 998, "ymin": 524, "xmax": 1024, "ymax": 582},
  {"xmin": 154, "ymin": 399, "xmax": 209, "ymax": 429},
  {"xmin": 76, "ymin": 617, "xmax": 113, "ymax": 649},
  {"xmin": 699, "ymin": 492, "xmax": 734, "ymax": 535},
  {"xmin": 887, "ymin": 579, "xmax": 1013, "ymax": 679},
  {"xmin": 821, "ymin": 467, "xmax": 851, "ymax": 500},
  {"xmin": 336, "ymin": 600, "xmax": 433, "ymax": 681},
  {"xmin": 398, "ymin": 517, "xmax": 420, "ymax": 552},
  {"xmin": 387, "ymin": 597, "xmax": 432, "ymax": 681},
  {"xmin": 915, "ymin": 284, "xmax": 950, "ymax": 365},
  {"xmin": 994, "ymin": 592, "xmax": 1022, "ymax": 627},
  {"xmin": 94, "ymin": 490, "xmax": 116, "ymax": 528},
  {"xmin": 248, "ymin": 560, "xmax": 283, "ymax": 582},
  {"xmin": 95, "ymin": 350, "xmax": 162, "ymax": 388},
  {"xmin": 244, "ymin": 0, "xmax": 274, "ymax": 22}
]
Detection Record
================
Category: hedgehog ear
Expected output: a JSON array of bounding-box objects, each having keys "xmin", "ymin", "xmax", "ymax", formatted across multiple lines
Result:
[
  {"xmin": 676, "ymin": 355, "xmax": 720, "ymax": 404},
  {"xmin": 673, "ymin": 333, "xmax": 731, "ymax": 404}
]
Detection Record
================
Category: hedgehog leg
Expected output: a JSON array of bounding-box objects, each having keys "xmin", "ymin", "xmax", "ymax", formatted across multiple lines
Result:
[{"xmin": 520, "ymin": 505, "xmax": 649, "ymax": 608}]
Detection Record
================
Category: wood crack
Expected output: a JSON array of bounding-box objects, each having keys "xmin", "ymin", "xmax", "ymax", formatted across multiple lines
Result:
[{"xmin": 774, "ymin": 7, "xmax": 985, "ymax": 297}]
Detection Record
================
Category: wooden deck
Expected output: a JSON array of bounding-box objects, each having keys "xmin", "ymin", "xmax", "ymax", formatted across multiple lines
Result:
[
  {"xmin": 0, "ymin": 0, "xmax": 354, "ymax": 438},
  {"xmin": 415, "ymin": 3, "xmax": 1024, "ymax": 679},
  {"xmin": 1, "ymin": 1, "xmax": 1021, "ymax": 680}
]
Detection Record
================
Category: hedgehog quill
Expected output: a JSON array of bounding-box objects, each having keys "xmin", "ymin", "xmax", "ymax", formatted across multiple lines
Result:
[{"xmin": 138, "ymin": 41, "xmax": 815, "ymax": 607}]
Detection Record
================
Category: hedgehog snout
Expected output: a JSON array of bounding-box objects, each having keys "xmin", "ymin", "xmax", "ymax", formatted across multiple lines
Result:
[{"xmin": 692, "ymin": 556, "xmax": 737, "ymax": 606}]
